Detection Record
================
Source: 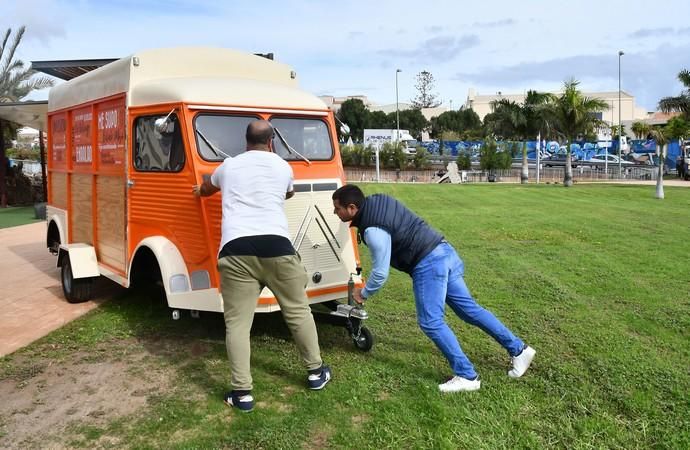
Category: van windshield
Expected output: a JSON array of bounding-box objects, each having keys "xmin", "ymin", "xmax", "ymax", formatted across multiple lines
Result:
[
  {"xmin": 269, "ymin": 117, "xmax": 333, "ymax": 161},
  {"xmin": 194, "ymin": 114, "xmax": 258, "ymax": 161},
  {"xmin": 194, "ymin": 114, "xmax": 333, "ymax": 162}
]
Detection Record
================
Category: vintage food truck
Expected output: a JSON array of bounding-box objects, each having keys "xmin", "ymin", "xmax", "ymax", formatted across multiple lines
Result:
[{"xmin": 5, "ymin": 47, "xmax": 372, "ymax": 349}]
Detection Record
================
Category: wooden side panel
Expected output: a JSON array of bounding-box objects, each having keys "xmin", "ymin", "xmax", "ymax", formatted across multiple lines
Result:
[
  {"xmin": 50, "ymin": 172, "xmax": 68, "ymax": 209},
  {"xmin": 70, "ymin": 174, "xmax": 93, "ymax": 244},
  {"xmin": 96, "ymin": 175, "xmax": 126, "ymax": 270}
]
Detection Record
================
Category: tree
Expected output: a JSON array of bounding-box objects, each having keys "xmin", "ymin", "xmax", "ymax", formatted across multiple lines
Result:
[
  {"xmin": 430, "ymin": 109, "xmax": 481, "ymax": 138},
  {"xmin": 631, "ymin": 121, "xmax": 651, "ymax": 140},
  {"xmin": 486, "ymin": 99, "xmax": 522, "ymax": 140},
  {"xmin": 664, "ymin": 116, "xmax": 690, "ymax": 142},
  {"xmin": 336, "ymin": 98, "xmax": 369, "ymax": 141},
  {"xmin": 487, "ymin": 90, "xmax": 551, "ymax": 183},
  {"xmin": 367, "ymin": 110, "xmax": 392, "ymax": 129},
  {"xmin": 658, "ymin": 69, "xmax": 690, "ymax": 119},
  {"xmin": 649, "ymin": 128, "xmax": 667, "ymax": 199},
  {"xmin": 543, "ymin": 79, "xmax": 609, "ymax": 187},
  {"xmin": 479, "ymin": 137, "xmax": 512, "ymax": 176},
  {"xmin": 411, "ymin": 71, "xmax": 441, "ymax": 108},
  {"xmin": 412, "ymin": 147, "xmax": 430, "ymax": 169},
  {"xmin": 396, "ymin": 109, "xmax": 429, "ymax": 140},
  {"xmin": 664, "ymin": 116, "xmax": 690, "ymax": 177},
  {"xmin": 0, "ymin": 26, "xmax": 54, "ymax": 207},
  {"xmin": 610, "ymin": 124, "xmax": 626, "ymax": 141}
]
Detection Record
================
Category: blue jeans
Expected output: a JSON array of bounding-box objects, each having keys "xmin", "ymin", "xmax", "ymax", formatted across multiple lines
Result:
[{"xmin": 411, "ymin": 242, "xmax": 524, "ymax": 379}]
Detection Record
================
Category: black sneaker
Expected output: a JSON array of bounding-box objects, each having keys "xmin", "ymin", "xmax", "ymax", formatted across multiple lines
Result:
[
  {"xmin": 224, "ymin": 391, "xmax": 255, "ymax": 412},
  {"xmin": 307, "ymin": 365, "xmax": 332, "ymax": 390}
]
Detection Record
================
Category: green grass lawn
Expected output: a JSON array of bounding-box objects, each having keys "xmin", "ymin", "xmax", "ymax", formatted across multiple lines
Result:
[
  {"xmin": 0, "ymin": 206, "xmax": 41, "ymax": 229},
  {"xmin": 2, "ymin": 184, "xmax": 689, "ymax": 449}
]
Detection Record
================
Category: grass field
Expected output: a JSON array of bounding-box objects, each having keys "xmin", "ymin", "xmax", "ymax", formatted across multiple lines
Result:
[
  {"xmin": 1, "ymin": 184, "xmax": 689, "ymax": 449},
  {"xmin": 0, "ymin": 206, "xmax": 41, "ymax": 229}
]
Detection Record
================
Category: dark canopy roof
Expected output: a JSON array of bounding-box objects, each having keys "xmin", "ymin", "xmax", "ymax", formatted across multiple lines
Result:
[{"xmin": 30, "ymin": 58, "xmax": 118, "ymax": 81}]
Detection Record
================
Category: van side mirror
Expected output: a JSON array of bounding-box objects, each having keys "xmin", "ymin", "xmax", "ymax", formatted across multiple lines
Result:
[
  {"xmin": 154, "ymin": 117, "xmax": 173, "ymax": 134},
  {"xmin": 154, "ymin": 108, "xmax": 177, "ymax": 134},
  {"xmin": 340, "ymin": 124, "xmax": 350, "ymax": 135}
]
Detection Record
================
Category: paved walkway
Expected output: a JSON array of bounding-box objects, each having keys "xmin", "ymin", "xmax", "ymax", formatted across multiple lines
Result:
[{"xmin": 0, "ymin": 222, "xmax": 119, "ymax": 357}]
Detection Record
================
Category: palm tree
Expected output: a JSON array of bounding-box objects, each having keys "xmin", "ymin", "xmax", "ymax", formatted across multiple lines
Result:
[
  {"xmin": 631, "ymin": 121, "xmax": 651, "ymax": 140},
  {"xmin": 649, "ymin": 128, "xmax": 667, "ymax": 199},
  {"xmin": 543, "ymin": 79, "xmax": 609, "ymax": 187},
  {"xmin": 663, "ymin": 116, "xmax": 690, "ymax": 178},
  {"xmin": 487, "ymin": 98, "xmax": 522, "ymax": 139},
  {"xmin": 0, "ymin": 26, "xmax": 54, "ymax": 207},
  {"xmin": 522, "ymin": 91, "xmax": 551, "ymax": 183},
  {"xmin": 488, "ymin": 91, "xmax": 550, "ymax": 184},
  {"xmin": 658, "ymin": 69, "xmax": 690, "ymax": 118},
  {"xmin": 487, "ymin": 98, "xmax": 526, "ymax": 182}
]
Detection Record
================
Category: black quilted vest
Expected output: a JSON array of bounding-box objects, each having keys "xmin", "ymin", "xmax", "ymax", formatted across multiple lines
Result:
[{"xmin": 351, "ymin": 194, "xmax": 443, "ymax": 274}]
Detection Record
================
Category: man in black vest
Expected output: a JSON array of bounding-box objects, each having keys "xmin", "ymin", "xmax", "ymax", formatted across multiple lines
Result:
[{"xmin": 332, "ymin": 184, "xmax": 535, "ymax": 392}]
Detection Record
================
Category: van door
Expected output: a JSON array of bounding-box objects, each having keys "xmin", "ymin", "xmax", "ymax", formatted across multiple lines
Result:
[
  {"xmin": 127, "ymin": 110, "xmax": 209, "ymax": 274},
  {"xmin": 94, "ymin": 98, "xmax": 127, "ymax": 273}
]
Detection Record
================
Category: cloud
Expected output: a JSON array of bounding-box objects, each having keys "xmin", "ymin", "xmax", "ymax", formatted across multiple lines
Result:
[
  {"xmin": 628, "ymin": 27, "xmax": 675, "ymax": 38},
  {"xmin": 454, "ymin": 43, "xmax": 690, "ymax": 109},
  {"xmin": 379, "ymin": 34, "xmax": 480, "ymax": 63},
  {"xmin": 472, "ymin": 18, "xmax": 515, "ymax": 28},
  {"xmin": 425, "ymin": 26, "xmax": 445, "ymax": 33},
  {"xmin": 628, "ymin": 26, "xmax": 690, "ymax": 38},
  {"xmin": 0, "ymin": 0, "xmax": 66, "ymax": 45}
]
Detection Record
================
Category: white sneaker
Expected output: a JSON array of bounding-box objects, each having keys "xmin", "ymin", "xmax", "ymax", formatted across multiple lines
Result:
[
  {"xmin": 508, "ymin": 346, "xmax": 536, "ymax": 378},
  {"xmin": 438, "ymin": 376, "xmax": 481, "ymax": 393}
]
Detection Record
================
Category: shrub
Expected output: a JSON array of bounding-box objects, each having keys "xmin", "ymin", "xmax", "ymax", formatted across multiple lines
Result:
[
  {"xmin": 480, "ymin": 137, "xmax": 512, "ymax": 173},
  {"xmin": 456, "ymin": 152, "xmax": 472, "ymax": 170},
  {"xmin": 413, "ymin": 147, "xmax": 429, "ymax": 169}
]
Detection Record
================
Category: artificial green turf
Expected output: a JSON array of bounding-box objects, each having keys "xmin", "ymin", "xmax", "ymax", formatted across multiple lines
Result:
[{"xmin": 0, "ymin": 206, "xmax": 41, "ymax": 229}]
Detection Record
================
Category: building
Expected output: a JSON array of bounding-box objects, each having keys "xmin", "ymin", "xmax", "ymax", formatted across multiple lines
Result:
[
  {"xmin": 318, "ymin": 95, "xmax": 372, "ymax": 112},
  {"xmin": 464, "ymin": 88, "xmax": 648, "ymax": 126}
]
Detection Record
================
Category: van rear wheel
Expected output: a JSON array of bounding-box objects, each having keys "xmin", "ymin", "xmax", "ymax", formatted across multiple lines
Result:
[{"xmin": 61, "ymin": 254, "xmax": 94, "ymax": 303}]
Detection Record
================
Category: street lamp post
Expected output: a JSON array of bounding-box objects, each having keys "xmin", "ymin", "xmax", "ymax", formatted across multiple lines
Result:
[
  {"xmin": 396, "ymin": 69, "xmax": 401, "ymax": 143},
  {"xmin": 618, "ymin": 50, "xmax": 624, "ymax": 177}
]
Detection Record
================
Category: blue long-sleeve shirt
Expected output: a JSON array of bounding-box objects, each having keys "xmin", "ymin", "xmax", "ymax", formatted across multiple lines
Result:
[{"xmin": 360, "ymin": 227, "xmax": 391, "ymax": 299}]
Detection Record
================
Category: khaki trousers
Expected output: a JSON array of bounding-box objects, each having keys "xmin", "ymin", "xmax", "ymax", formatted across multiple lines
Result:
[{"xmin": 218, "ymin": 254, "xmax": 322, "ymax": 391}]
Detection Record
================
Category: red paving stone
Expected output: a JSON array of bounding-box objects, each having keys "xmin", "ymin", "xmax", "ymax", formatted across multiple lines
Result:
[{"xmin": 0, "ymin": 222, "xmax": 121, "ymax": 357}]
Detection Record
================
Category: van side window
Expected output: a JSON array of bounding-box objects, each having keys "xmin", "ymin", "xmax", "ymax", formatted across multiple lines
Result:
[{"xmin": 134, "ymin": 114, "xmax": 185, "ymax": 172}]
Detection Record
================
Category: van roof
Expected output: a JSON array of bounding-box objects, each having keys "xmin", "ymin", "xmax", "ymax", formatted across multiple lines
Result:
[{"xmin": 48, "ymin": 47, "xmax": 327, "ymax": 112}]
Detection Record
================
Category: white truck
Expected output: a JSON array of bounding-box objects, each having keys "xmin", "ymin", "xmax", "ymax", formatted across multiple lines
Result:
[{"xmin": 363, "ymin": 129, "xmax": 418, "ymax": 154}]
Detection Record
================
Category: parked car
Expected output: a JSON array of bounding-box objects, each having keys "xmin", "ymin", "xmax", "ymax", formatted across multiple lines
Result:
[
  {"xmin": 543, "ymin": 153, "xmax": 578, "ymax": 168},
  {"xmin": 589, "ymin": 154, "xmax": 634, "ymax": 165}
]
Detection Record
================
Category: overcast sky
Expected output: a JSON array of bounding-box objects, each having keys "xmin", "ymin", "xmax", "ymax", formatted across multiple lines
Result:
[{"xmin": 3, "ymin": 0, "xmax": 690, "ymax": 111}]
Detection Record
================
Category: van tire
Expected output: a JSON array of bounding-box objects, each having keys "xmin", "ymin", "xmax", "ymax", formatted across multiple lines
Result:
[{"xmin": 61, "ymin": 254, "xmax": 94, "ymax": 303}]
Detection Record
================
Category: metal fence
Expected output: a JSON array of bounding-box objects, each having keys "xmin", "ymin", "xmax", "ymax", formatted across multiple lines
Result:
[{"xmin": 345, "ymin": 165, "xmax": 659, "ymax": 184}]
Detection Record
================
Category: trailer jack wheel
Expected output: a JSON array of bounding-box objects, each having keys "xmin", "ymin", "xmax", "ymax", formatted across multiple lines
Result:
[
  {"xmin": 171, "ymin": 309, "xmax": 180, "ymax": 320},
  {"xmin": 347, "ymin": 318, "xmax": 374, "ymax": 352},
  {"xmin": 352, "ymin": 326, "xmax": 374, "ymax": 352}
]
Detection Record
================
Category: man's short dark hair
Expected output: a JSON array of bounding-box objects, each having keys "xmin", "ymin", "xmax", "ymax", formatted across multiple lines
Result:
[
  {"xmin": 332, "ymin": 184, "xmax": 365, "ymax": 208},
  {"xmin": 246, "ymin": 120, "xmax": 274, "ymax": 147}
]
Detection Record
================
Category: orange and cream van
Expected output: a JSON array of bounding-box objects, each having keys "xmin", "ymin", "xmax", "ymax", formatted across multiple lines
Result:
[{"xmin": 38, "ymin": 47, "xmax": 371, "ymax": 349}]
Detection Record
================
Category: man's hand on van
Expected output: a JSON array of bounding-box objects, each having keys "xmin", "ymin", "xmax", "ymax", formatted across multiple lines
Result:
[{"xmin": 193, "ymin": 176, "xmax": 220, "ymax": 197}]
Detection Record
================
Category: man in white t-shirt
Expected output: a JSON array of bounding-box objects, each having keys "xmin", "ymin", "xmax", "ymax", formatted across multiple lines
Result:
[{"xmin": 193, "ymin": 120, "xmax": 331, "ymax": 413}]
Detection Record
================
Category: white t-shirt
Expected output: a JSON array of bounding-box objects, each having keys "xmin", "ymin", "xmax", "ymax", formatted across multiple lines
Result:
[{"xmin": 210, "ymin": 150, "xmax": 294, "ymax": 253}]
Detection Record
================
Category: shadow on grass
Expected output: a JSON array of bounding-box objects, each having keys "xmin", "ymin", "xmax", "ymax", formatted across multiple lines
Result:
[{"xmin": 95, "ymin": 286, "xmax": 370, "ymax": 395}]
